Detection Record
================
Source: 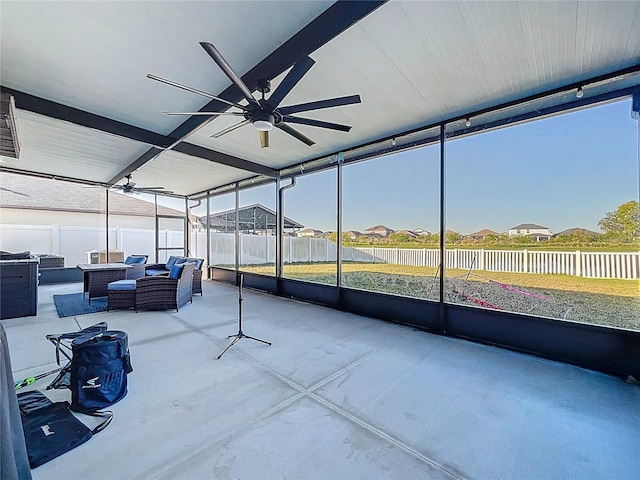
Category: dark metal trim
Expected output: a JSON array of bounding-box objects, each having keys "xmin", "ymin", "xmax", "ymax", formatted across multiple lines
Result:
[
  {"xmin": 0, "ymin": 86, "xmax": 172, "ymax": 148},
  {"xmin": 445, "ymin": 303, "xmax": 640, "ymax": 380},
  {"xmin": 174, "ymin": 142, "xmax": 277, "ymax": 179},
  {"xmin": 278, "ymin": 277, "xmax": 339, "ymax": 308},
  {"xmin": 120, "ymin": 0, "xmax": 387, "ymax": 191},
  {"xmin": 266, "ymin": 70, "xmax": 640, "ymax": 183},
  {"xmin": 438, "ymin": 124, "xmax": 446, "ymax": 335},
  {"xmin": 0, "ymin": 86, "xmax": 271, "ymax": 189}
]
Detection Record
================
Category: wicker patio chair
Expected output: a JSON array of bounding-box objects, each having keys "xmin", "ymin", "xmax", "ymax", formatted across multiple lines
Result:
[
  {"xmin": 134, "ymin": 262, "xmax": 194, "ymax": 312},
  {"xmin": 192, "ymin": 268, "xmax": 203, "ymax": 295}
]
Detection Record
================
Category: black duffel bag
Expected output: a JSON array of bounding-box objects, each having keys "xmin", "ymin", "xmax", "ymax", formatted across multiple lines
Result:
[{"xmin": 69, "ymin": 331, "xmax": 133, "ymax": 413}]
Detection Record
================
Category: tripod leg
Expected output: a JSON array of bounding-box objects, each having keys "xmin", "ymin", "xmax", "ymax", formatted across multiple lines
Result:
[
  {"xmin": 243, "ymin": 335, "xmax": 272, "ymax": 346},
  {"xmin": 217, "ymin": 336, "xmax": 241, "ymax": 360}
]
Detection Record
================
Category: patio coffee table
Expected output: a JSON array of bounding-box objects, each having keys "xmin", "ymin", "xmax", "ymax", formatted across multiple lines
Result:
[{"xmin": 76, "ymin": 263, "xmax": 132, "ymax": 304}]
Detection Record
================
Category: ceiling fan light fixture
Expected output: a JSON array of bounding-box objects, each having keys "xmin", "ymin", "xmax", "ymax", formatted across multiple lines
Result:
[
  {"xmin": 253, "ymin": 120, "xmax": 273, "ymax": 131},
  {"xmin": 251, "ymin": 111, "xmax": 274, "ymax": 131}
]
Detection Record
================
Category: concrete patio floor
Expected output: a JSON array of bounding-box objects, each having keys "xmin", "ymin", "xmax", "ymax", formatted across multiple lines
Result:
[{"xmin": 4, "ymin": 279, "xmax": 639, "ymax": 480}]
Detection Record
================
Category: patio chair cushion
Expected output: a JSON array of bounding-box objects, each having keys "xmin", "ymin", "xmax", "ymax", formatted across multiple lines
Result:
[
  {"xmin": 124, "ymin": 256, "xmax": 147, "ymax": 265},
  {"xmin": 165, "ymin": 256, "xmax": 180, "ymax": 271},
  {"xmin": 145, "ymin": 268, "xmax": 170, "ymax": 276},
  {"xmin": 184, "ymin": 257, "xmax": 203, "ymax": 269},
  {"xmin": 107, "ymin": 279, "xmax": 137, "ymax": 291},
  {"xmin": 168, "ymin": 263, "xmax": 185, "ymax": 279},
  {"xmin": 0, "ymin": 250, "xmax": 31, "ymax": 260}
]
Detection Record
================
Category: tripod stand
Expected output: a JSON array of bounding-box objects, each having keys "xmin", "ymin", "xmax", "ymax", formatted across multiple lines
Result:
[{"xmin": 217, "ymin": 273, "xmax": 271, "ymax": 359}]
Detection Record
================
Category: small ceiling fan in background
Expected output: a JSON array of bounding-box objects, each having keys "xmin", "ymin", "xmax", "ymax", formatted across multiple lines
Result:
[
  {"xmin": 148, "ymin": 42, "xmax": 361, "ymax": 148},
  {"xmin": 114, "ymin": 174, "xmax": 172, "ymax": 195}
]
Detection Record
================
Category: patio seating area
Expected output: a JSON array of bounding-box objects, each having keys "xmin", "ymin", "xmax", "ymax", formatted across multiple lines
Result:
[{"xmin": 3, "ymin": 278, "xmax": 639, "ymax": 479}]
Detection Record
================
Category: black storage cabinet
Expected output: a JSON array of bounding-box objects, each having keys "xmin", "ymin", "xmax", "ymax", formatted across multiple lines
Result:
[{"xmin": 0, "ymin": 259, "xmax": 38, "ymax": 319}]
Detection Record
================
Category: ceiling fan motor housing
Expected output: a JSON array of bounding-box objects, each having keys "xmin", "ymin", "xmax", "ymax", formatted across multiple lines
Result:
[{"xmin": 251, "ymin": 109, "xmax": 275, "ymax": 131}]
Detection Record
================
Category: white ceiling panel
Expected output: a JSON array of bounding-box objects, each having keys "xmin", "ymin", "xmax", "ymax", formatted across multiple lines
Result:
[
  {"xmin": 130, "ymin": 150, "xmax": 254, "ymax": 196},
  {"xmin": 0, "ymin": 109, "xmax": 150, "ymax": 182},
  {"xmin": 0, "ymin": 1, "xmax": 333, "ymax": 133},
  {"xmin": 1, "ymin": 1, "xmax": 638, "ymax": 195}
]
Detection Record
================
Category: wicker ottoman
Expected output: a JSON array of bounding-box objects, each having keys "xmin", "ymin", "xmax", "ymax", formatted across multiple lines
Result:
[{"xmin": 107, "ymin": 279, "xmax": 136, "ymax": 310}]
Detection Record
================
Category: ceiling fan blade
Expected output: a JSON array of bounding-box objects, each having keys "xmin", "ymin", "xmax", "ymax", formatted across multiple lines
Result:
[
  {"xmin": 147, "ymin": 74, "xmax": 249, "ymax": 111},
  {"xmin": 266, "ymin": 56, "xmax": 315, "ymax": 109},
  {"xmin": 259, "ymin": 130, "xmax": 269, "ymax": 149},
  {"xmin": 282, "ymin": 116, "xmax": 352, "ymax": 132},
  {"xmin": 0, "ymin": 187, "xmax": 28, "ymax": 196},
  {"xmin": 211, "ymin": 119, "xmax": 251, "ymax": 138},
  {"xmin": 276, "ymin": 123, "xmax": 315, "ymax": 146},
  {"xmin": 199, "ymin": 42, "xmax": 259, "ymax": 107},
  {"xmin": 140, "ymin": 188, "xmax": 173, "ymax": 194},
  {"xmin": 163, "ymin": 111, "xmax": 245, "ymax": 116},
  {"xmin": 278, "ymin": 94, "xmax": 361, "ymax": 115}
]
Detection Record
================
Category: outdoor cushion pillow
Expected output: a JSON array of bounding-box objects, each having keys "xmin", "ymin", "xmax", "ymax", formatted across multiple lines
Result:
[
  {"xmin": 145, "ymin": 268, "xmax": 168, "ymax": 276},
  {"xmin": 107, "ymin": 279, "xmax": 136, "ymax": 291},
  {"xmin": 165, "ymin": 256, "xmax": 180, "ymax": 270},
  {"xmin": 169, "ymin": 263, "xmax": 184, "ymax": 279},
  {"xmin": 124, "ymin": 256, "xmax": 146, "ymax": 265},
  {"xmin": 0, "ymin": 250, "xmax": 31, "ymax": 260},
  {"xmin": 185, "ymin": 258, "xmax": 203, "ymax": 269}
]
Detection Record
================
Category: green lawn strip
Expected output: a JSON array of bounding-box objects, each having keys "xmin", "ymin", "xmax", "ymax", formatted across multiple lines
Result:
[{"xmin": 242, "ymin": 262, "xmax": 639, "ymax": 298}]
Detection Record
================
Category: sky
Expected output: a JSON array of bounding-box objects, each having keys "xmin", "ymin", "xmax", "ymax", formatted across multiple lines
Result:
[{"xmin": 181, "ymin": 99, "xmax": 638, "ymax": 235}]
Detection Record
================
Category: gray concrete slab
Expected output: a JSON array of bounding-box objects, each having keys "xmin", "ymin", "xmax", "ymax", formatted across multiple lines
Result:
[{"xmin": 4, "ymin": 280, "xmax": 639, "ymax": 480}]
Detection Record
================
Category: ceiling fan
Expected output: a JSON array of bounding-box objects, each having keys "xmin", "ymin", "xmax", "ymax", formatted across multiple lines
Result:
[
  {"xmin": 148, "ymin": 42, "xmax": 361, "ymax": 148},
  {"xmin": 113, "ymin": 175, "xmax": 172, "ymax": 195}
]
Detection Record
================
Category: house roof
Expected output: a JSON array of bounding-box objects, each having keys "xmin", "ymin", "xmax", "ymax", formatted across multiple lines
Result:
[
  {"xmin": 396, "ymin": 230, "xmax": 418, "ymax": 237},
  {"xmin": 0, "ymin": 171, "xmax": 183, "ymax": 217},
  {"xmin": 554, "ymin": 228, "xmax": 601, "ymax": 237},
  {"xmin": 2, "ymin": 1, "xmax": 636, "ymax": 196},
  {"xmin": 199, "ymin": 203, "xmax": 303, "ymax": 230},
  {"xmin": 509, "ymin": 223, "xmax": 548, "ymax": 230},
  {"xmin": 468, "ymin": 229, "xmax": 499, "ymax": 237},
  {"xmin": 364, "ymin": 225, "xmax": 394, "ymax": 232}
]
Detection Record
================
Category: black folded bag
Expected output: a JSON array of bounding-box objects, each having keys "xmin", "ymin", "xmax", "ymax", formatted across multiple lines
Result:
[{"xmin": 18, "ymin": 390, "xmax": 112, "ymax": 468}]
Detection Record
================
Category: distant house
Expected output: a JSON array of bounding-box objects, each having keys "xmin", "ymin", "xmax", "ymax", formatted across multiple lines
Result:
[
  {"xmin": 508, "ymin": 223, "xmax": 552, "ymax": 239},
  {"xmin": 467, "ymin": 229, "xmax": 499, "ymax": 241},
  {"xmin": 413, "ymin": 228, "xmax": 431, "ymax": 236},
  {"xmin": 364, "ymin": 224, "xmax": 395, "ymax": 237},
  {"xmin": 553, "ymin": 228, "xmax": 601, "ymax": 238},
  {"xmin": 0, "ymin": 171, "xmax": 185, "ymax": 229},
  {"xmin": 298, "ymin": 228, "xmax": 323, "ymax": 237},
  {"xmin": 395, "ymin": 229, "xmax": 418, "ymax": 238},
  {"xmin": 344, "ymin": 230, "xmax": 362, "ymax": 240}
]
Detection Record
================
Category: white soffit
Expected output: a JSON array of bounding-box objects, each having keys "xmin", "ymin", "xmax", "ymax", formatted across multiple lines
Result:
[
  {"xmin": 186, "ymin": 0, "xmax": 640, "ymax": 174},
  {"xmin": 1, "ymin": 1, "xmax": 638, "ymax": 193},
  {"xmin": 0, "ymin": 109, "xmax": 150, "ymax": 182},
  {"xmin": 131, "ymin": 150, "xmax": 252, "ymax": 196},
  {"xmin": 0, "ymin": 1, "xmax": 333, "ymax": 133}
]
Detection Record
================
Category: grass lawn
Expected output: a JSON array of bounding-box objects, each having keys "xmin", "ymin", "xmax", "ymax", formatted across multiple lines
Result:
[
  {"xmin": 241, "ymin": 262, "xmax": 639, "ymax": 330},
  {"xmin": 243, "ymin": 262, "xmax": 639, "ymax": 298}
]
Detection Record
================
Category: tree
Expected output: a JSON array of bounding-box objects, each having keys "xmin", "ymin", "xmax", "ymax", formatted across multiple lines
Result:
[{"xmin": 598, "ymin": 200, "xmax": 639, "ymax": 242}]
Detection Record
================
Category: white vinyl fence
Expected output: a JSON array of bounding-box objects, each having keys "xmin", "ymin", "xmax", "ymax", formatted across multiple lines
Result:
[
  {"xmin": 2, "ymin": 224, "xmax": 638, "ymax": 280},
  {"xmin": 344, "ymin": 247, "xmax": 640, "ymax": 280}
]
